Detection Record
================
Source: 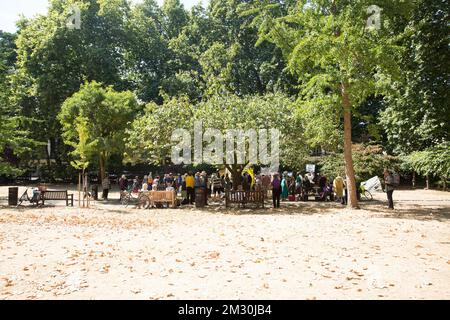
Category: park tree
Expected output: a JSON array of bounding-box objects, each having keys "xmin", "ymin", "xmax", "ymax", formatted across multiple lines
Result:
[
  {"xmin": 244, "ymin": 0, "xmax": 412, "ymax": 208},
  {"xmin": 12, "ymin": 0, "xmax": 131, "ymax": 170},
  {"xmin": 194, "ymin": 93, "xmax": 305, "ymax": 186},
  {"xmin": 0, "ymin": 31, "xmax": 34, "ymax": 177},
  {"xmin": 165, "ymin": 0, "xmax": 298, "ymax": 99},
  {"xmin": 404, "ymin": 143, "xmax": 450, "ymax": 191},
  {"xmin": 125, "ymin": 0, "xmax": 172, "ymax": 102},
  {"xmin": 58, "ymin": 81, "xmax": 138, "ymax": 180},
  {"xmin": 318, "ymin": 144, "xmax": 398, "ymax": 182},
  {"xmin": 125, "ymin": 93, "xmax": 306, "ymax": 188},
  {"xmin": 379, "ymin": 0, "xmax": 449, "ymax": 185},
  {"xmin": 124, "ymin": 95, "xmax": 194, "ymax": 165}
]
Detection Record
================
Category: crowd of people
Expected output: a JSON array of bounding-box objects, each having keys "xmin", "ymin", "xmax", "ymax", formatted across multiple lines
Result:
[
  {"xmin": 94, "ymin": 167, "xmax": 397, "ymax": 209},
  {"xmin": 109, "ymin": 170, "xmax": 390, "ymax": 208}
]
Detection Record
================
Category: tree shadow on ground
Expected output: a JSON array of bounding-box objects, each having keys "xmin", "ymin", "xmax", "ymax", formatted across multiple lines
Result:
[{"xmin": 359, "ymin": 200, "xmax": 450, "ymax": 222}]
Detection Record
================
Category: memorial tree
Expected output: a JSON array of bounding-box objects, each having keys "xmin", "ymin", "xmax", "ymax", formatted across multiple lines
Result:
[
  {"xmin": 59, "ymin": 81, "xmax": 138, "ymax": 181},
  {"xmin": 244, "ymin": 0, "xmax": 412, "ymax": 208},
  {"xmin": 125, "ymin": 93, "xmax": 307, "ymax": 188}
]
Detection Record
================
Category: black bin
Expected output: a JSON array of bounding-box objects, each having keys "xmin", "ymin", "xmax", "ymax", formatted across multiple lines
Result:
[
  {"xmin": 8, "ymin": 187, "xmax": 18, "ymax": 206},
  {"xmin": 195, "ymin": 188, "xmax": 205, "ymax": 208}
]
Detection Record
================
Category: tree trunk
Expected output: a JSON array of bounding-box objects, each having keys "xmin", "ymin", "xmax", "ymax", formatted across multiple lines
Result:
[
  {"xmin": 342, "ymin": 82, "xmax": 358, "ymax": 209},
  {"xmin": 412, "ymin": 171, "xmax": 416, "ymax": 189},
  {"xmin": 226, "ymin": 164, "xmax": 243, "ymax": 191},
  {"xmin": 425, "ymin": 175, "xmax": 430, "ymax": 190},
  {"xmin": 78, "ymin": 172, "xmax": 81, "ymax": 208},
  {"xmin": 99, "ymin": 153, "xmax": 106, "ymax": 182}
]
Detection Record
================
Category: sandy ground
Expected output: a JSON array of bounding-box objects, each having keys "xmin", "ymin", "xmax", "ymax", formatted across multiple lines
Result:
[{"xmin": 0, "ymin": 185, "xmax": 449, "ymax": 300}]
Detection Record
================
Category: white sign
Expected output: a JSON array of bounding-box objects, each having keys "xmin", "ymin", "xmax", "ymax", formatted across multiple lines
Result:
[{"xmin": 306, "ymin": 164, "xmax": 315, "ymax": 173}]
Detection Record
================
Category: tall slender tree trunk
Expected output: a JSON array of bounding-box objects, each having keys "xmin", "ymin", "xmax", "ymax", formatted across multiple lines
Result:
[
  {"xmin": 342, "ymin": 82, "xmax": 358, "ymax": 209},
  {"xmin": 425, "ymin": 175, "xmax": 430, "ymax": 190},
  {"xmin": 99, "ymin": 153, "xmax": 106, "ymax": 182},
  {"xmin": 78, "ymin": 172, "xmax": 81, "ymax": 207},
  {"xmin": 231, "ymin": 165, "xmax": 243, "ymax": 191},
  {"xmin": 412, "ymin": 171, "xmax": 416, "ymax": 189}
]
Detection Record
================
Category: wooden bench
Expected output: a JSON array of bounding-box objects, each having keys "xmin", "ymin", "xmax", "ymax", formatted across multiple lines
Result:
[
  {"xmin": 42, "ymin": 190, "xmax": 74, "ymax": 206},
  {"xmin": 145, "ymin": 190, "xmax": 177, "ymax": 208},
  {"xmin": 225, "ymin": 191, "xmax": 264, "ymax": 208}
]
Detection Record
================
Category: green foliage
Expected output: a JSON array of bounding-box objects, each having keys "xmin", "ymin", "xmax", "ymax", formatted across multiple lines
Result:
[
  {"xmin": 59, "ymin": 81, "xmax": 138, "ymax": 174},
  {"xmin": 244, "ymin": 0, "xmax": 410, "ymax": 146},
  {"xmin": 404, "ymin": 143, "xmax": 450, "ymax": 178},
  {"xmin": 125, "ymin": 93, "xmax": 307, "ymax": 168},
  {"xmin": 68, "ymin": 116, "xmax": 97, "ymax": 172},
  {"xmin": 124, "ymin": 95, "xmax": 193, "ymax": 165},
  {"xmin": 379, "ymin": 0, "xmax": 449, "ymax": 154},
  {"xmin": 0, "ymin": 31, "xmax": 35, "ymax": 176},
  {"xmin": 319, "ymin": 144, "xmax": 398, "ymax": 181}
]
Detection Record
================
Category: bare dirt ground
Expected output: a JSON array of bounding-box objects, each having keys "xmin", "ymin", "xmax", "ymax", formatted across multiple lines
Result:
[{"xmin": 0, "ymin": 185, "xmax": 449, "ymax": 300}]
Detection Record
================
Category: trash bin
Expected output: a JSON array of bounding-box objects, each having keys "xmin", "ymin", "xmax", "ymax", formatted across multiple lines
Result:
[
  {"xmin": 8, "ymin": 187, "xmax": 18, "ymax": 206},
  {"xmin": 195, "ymin": 187, "xmax": 205, "ymax": 208},
  {"xmin": 91, "ymin": 184, "xmax": 98, "ymax": 200}
]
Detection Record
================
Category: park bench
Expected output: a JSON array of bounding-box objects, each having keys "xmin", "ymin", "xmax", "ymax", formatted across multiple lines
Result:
[
  {"xmin": 146, "ymin": 190, "xmax": 177, "ymax": 208},
  {"xmin": 42, "ymin": 190, "xmax": 74, "ymax": 206},
  {"xmin": 225, "ymin": 190, "xmax": 264, "ymax": 208}
]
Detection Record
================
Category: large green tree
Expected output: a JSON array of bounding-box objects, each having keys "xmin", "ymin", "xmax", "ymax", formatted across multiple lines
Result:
[
  {"xmin": 125, "ymin": 93, "xmax": 306, "ymax": 187},
  {"xmin": 58, "ymin": 81, "xmax": 138, "ymax": 180},
  {"xmin": 0, "ymin": 31, "xmax": 33, "ymax": 176},
  {"xmin": 380, "ymin": 0, "xmax": 449, "ymax": 155},
  {"xmin": 245, "ymin": 0, "xmax": 412, "ymax": 208},
  {"xmin": 12, "ymin": 0, "xmax": 131, "ymax": 169}
]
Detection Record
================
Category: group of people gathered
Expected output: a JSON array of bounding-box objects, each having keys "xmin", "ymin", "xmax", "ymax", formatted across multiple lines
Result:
[
  {"xmin": 115, "ymin": 170, "xmax": 356, "ymax": 208},
  {"xmin": 118, "ymin": 171, "xmax": 231, "ymax": 205},
  {"xmin": 102, "ymin": 168, "xmax": 396, "ymax": 209}
]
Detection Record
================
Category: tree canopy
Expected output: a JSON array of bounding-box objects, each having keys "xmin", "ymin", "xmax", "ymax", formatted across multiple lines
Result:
[
  {"xmin": 0, "ymin": 0, "xmax": 447, "ymax": 192},
  {"xmin": 58, "ymin": 81, "xmax": 138, "ymax": 179}
]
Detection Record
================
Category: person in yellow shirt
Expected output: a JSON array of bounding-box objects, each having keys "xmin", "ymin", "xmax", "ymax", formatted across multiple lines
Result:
[{"xmin": 185, "ymin": 172, "xmax": 195, "ymax": 204}]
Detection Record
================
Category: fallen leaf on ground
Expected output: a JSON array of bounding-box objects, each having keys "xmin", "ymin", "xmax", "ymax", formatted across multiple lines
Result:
[{"xmin": 208, "ymin": 251, "xmax": 220, "ymax": 259}]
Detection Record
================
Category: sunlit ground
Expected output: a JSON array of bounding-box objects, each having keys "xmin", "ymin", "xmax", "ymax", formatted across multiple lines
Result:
[{"xmin": 0, "ymin": 186, "xmax": 449, "ymax": 299}]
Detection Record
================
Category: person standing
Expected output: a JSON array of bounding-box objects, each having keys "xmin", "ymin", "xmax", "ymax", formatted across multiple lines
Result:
[
  {"xmin": 384, "ymin": 169, "xmax": 395, "ymax": 210},
  {"xmin": 333, "ymin": 175, "xmax": 344, "ymax": 203},
  {"xmin": 132, "ymin": 176, "xmax": 140, "ymax": 192},
  {"xmin": 102, "ymin": 174, "xmax": 111, "ymax": 200},
  {"xmin": 224, "ymin": 174, "xmax": 232, "ymax": 193},
  {"xmin": 185, "ymin": 172, "xmax": 195, "ymax": 204},
  {"xmin": 119, "ymin": 175, "xmax": 128, "ymax": 191},
  {"xmin": 255, "ymin": 174, "xmax": 262, "ymax": 192},
  {"xmin": 272, "ymin": 174, "xmax": 282, "ymax": 208},
  {"xmin": 261, "ymin": 174, "xmax": 271, "ymax": 198},
  {"xmin": 295, "ymin": 173, "xmax": 302, "ymax": 198},
  {"xmin": 200, "ymin": 171, "xmax": 208, "ymax": 205},
  {"xmin": 181, "ymin": 174, "xmax": 187, "ymax": 203},
  {"xmin": 281, "ymin": 174, "xmax": 288, "ymax": 200}
]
